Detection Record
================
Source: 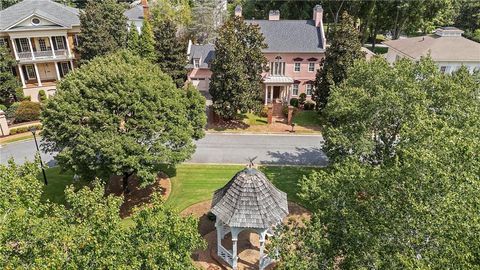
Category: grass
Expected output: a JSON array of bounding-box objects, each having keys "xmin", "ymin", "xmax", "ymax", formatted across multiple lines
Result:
[
  {"xmin": 0, "ymin": 132, "xmax": 35, "ymax": 145},
  {"xmin": 241, "ymin": 112, "xmax": 268, "ymax": 126},
  {"xmin": 40, "ymin": 164, "xmax": 319, "ymax": 213},
  {"xmin": 293, "ymin": 110, "xmax": 321, "ymax": 127},
  {"xmin": 365, "ymin": 46, "xmax": 389, "ymax": 55}
]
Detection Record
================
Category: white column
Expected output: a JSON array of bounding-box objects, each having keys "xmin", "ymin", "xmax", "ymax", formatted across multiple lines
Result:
[
  {"xmin": 27, "ymin": 38, "xmax": 35, "ymax": 60},
  {"xmin": 69, "ymin": 60, "xmax": 74, "ymax": 71},
  {"xmin": 33, "ymin": 63, "xmax": 42, "ymax": 86},
  {"xmin": 64, "ymin": 35, "xmax": 72, "ymax": 58},
  {"xmin": 18, "ymin": 64, "xmax": 26, "ymax": 88},
  {"xmin": 54, "ymin": 62, "xmax": 61, "ymax": 81},
  {"xmin": 232, "ymin": 239, "xmax": 238, "ymax": 269},
  {"xmin": 264, "ymin": 85, "xmax": 268, "ymax": 105},
  {"xmin": 259, "ymin": 240, "xmax": 265, "ymax": 270},
  {"xmin": 11, "ymin": 38, "xmax": 19, "ymax": 60},
  {"xmin": 49, "ymin": 36, "xmax": 56, "ymax": 58},
  {"xmin": 270, "ymin": 86, "xmax": 273, "ymax": 102}
]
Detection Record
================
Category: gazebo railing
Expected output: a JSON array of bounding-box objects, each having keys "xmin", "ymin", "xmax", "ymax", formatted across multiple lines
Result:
[
  {"xmin": 218, "ymin": 245, "xmax": 233, "ymax": 266},
  {"xmin": 259, "ymin": 254, "xmax": 274, "ymax": 270}
]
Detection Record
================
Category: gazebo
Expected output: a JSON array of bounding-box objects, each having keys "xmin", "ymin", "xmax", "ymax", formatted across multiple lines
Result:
[{"xmin": 210, "ymin": 167, "xmax": 289, "ymax": 270}]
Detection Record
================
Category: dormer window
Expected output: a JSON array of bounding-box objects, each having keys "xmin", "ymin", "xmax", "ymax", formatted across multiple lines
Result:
[
  {"xmin": 193, "ymin": 58, "xmax": 200, "ymax": 69},
  {"xmin": 31, "ymin": 18, "xmax": 40, "ymax": 25}
]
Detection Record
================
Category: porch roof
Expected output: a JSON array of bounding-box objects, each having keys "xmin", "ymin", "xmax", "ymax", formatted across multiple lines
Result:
[{"xmin": 263, "ymin": 75, "xmax": 294, "ymax": 84}]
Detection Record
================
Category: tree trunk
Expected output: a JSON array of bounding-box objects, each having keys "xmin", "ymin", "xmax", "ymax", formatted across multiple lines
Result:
[{"xmin": 122, "ymin": 172, "xmax": 133, "ymax": 194}]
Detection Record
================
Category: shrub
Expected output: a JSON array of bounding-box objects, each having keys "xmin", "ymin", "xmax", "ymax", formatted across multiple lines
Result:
[
  {"xmin": 282, "ymin": 105, "xmax": 298, "ymax": 117},
  {"xmin": 9, "ymin": 124, "xmax": 42, "ymax": 135},
  {"xmin": 304, "ymin": 101, "xmax": 316, "ymax": 110},
  {"xmin": 0, "ymin": 104, "xmax": 6, "ymax": 111},
  {"xmin": 38, "ymin": 90, "xmax": 47, "ymax": 102},
  {"xmin": 5, "ymin": 102, "xmax": 20, "ymax": 119},
  {"xmin": 259, "ymin": 106, "xmax": 268, "ymax": 117},
  {"xmin": 14, "ymin": 101, "xmax": 42, "ymax": 123},
  {"xmin": 299, "ymin": 93, "xmax": 307, "ymax": 104},
  {"xmin": 290, "ymin": 98, "xmax": 299, "ymax": 108}
]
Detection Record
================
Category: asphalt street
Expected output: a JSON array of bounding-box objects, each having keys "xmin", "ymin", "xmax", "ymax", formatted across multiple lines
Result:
[{"xmin": 0, "ymin": 133, "xmax": 327, "ymax": 166}]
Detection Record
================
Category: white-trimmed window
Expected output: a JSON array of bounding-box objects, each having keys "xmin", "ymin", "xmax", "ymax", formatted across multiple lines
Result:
[
  {"xmin": 18, "ymin": 38, "xmax": 30, "ymax": 52},
  {"xmin": 292, "ymin": 84, "xmax": 299, "ymax": 96},
  {"xmin": 54, "ymin": 36, "xmax": 65, "ymax": 50},
  {"xmin": 61, "ymin": 62, "xmax": 70, "ymax": 76},
  {"xmin": 31, "ymin": 17, "xmax": 40, "ymax": 25},
  {"xmin": 294, "ymin": 62, "xmax": 301, "ymax": 72},
  {"xmin": 270, "ymin": 56, "xmax": 285, "ymax": 75},
  {"xmin": 25, "ymin": 65, "xmax": 36, "ymax": 79},
  {"xmin": 73, "ymin": 34, "xmax": 79, "ymax": 47},
  {"xmin": 0, "ymin": 38, "xmax": 7, "ymax": 47},
  {"xmin": 193, "ymin": 58, "xmax": 200, "ymax": 69},
  {"xmin": 308, "ymin": 62, "xmax": 315, "ymax": 72},
  {"xmin": 38, "ymin": 38, "xmax": 47, "ymax": 51},
  {"xmin": 440, "ymin": 66, "xmax": 447, "ymax": 73},
  {"xmin": 306, "ymin": 84, "xmax": 313, "ymax": 96}
]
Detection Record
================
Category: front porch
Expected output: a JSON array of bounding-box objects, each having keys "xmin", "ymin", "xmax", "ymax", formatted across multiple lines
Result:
[
  {"xmin": 18, "ymin": 61, "xmax": 73, "ymax": 89},
  {"xmin": 263, "ymin": 75, "xmax": 293, "ymax": 105}
]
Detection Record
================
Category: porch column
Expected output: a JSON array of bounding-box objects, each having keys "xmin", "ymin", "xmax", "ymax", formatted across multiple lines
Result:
[
  {"xmin": 49, "ymin": 36, "xmax": 56, "ymax": 58},
  {"xmin": 11, "ymin": 38, "xmax": 19, "ymax": 60},
  {"xmin": 33, "ymin": 63, "xmax": 42, "ymax": 86},
  {"xmin": 64, "ymin": 35, "xmax": 72, "ymax": 58},
  {"xmin": 69, "ymin": 60, "xmax": 74, "ymax": 71},
  {"xmin": 270, "ymin": 86, "xmax": 273, "ymax": 102},
  {"xmin": 18, "ymin": 64, "xmax": 26, "ymax": 88},
  {"xmin": 27, "ymin": 38, "xmax": 35, "ymax": 60},
  {"xmin": 264, "ymin": 85, "xmax": 268, "ymax": 105},
  {"xmin": 54, "ymin": 62, "xmax": 61, "ymax": 81}
]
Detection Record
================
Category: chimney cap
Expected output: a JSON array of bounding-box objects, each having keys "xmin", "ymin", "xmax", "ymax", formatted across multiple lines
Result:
[
  {"xmin": 269, "ymin": 10, "xmax": 280, "ymax": 15},
  {"xmin": 314, "ymin": 4, "xmax": 323, "ymax": 11},
  {"xmin": 235, "ymin": 5, "xmax": 242, "ymax": 12}
]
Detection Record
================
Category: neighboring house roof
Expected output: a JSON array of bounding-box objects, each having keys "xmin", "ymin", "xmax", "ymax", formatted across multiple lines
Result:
[
  {"xmin": 124, "ymin": 5, "xmax": 144, "ymax": 22},
  {"xmin": 245, "ymin": 20, "xmax": 325, "ymax": 53},
  {"xmin": 384, "ymin": 31, "xmax": 480, "ymax": 62},
  {"xmin": 0, "ymin": 0, "xmax": 79, "ymax": 31},
  {"xmin": 211, "ymin": 168, "xmax": 289, "ymax": 229},
  {"xmin": 187, "ymin": 44, "xmax": 215, "ymax": 69}
]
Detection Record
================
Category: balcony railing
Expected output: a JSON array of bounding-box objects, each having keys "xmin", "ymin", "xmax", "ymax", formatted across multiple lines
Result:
[{"xmin": 17, "ymin": 49, "xmax": 69, "ymax": 60}]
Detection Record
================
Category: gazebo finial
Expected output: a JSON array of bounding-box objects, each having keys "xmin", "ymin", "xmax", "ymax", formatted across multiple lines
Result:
[{"xmin": 246, "ymin": 156, "xmax": 257, "ymax": 168}]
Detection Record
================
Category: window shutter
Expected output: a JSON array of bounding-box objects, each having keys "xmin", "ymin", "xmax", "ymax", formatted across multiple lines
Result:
[
  {"xmin": 22, "ymin": 65, "xmax": 28, "ymax": 79},
  {"xmin": 15, "ymin": 39, "xmax": 22, "ymax": 52},
  {"xmin": 52, "ymin": 37, "xmax": 57, "ymax": 50}
]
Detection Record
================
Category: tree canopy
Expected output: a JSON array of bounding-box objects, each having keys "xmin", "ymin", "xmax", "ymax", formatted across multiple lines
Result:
[
  {"xmin": 138, "ymin": 19, "xmax": 156, "ymax": 62},
  {"xmin": 209, "ymin": 15, "xmax": 267, "ymax": 120},
  {"xmin": 77, "ymin": 0, "xmax": 128, "ymax": 62},
  {"xmin": 0, "ymin": 160, "xmax": 205, "ymax": 269},
  {"xmin": 0, "ymin": 45, "xmax": 21, "ymax": 104},
  {"xmin": 274, "ymin": 57, "xmax": 480, "ymax": 269},
  {"xmin": 315, "ymin": 12, "xmax": 364, "ymax": 111},
  {"xmin": 41, "ymin": 51, "xmax": 206, "ymax": 191}
]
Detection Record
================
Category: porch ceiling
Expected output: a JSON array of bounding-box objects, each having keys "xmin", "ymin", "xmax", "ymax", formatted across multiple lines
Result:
[{"xmin": 263, "ymin": 75, "xmax": 293, "ymax": 84}]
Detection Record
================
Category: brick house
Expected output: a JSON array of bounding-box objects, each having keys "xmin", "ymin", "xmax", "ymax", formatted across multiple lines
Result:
[
  {"xmin": 0, "ymin": 0, "xmax": 79, "ymax": 102},
  {"xmin": 186, "ymin": 5, "xmax": 327, "ymax": 105}
]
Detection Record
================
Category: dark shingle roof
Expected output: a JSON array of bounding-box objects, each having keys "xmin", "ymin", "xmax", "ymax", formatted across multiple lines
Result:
[
  {"xmin": 0, "ymin": 0, "xmax": 79, "ymax": 31},
  {"xmin": 187, "ymin": 44, "xmax": 215, "ymax": 69},
  {"xmin": 211, "ymin": 168, "xmax": 289, "ymax": 229},
  {"xmin": 246, "ymin": 19, "xmax": 325, "ymax": 53}
]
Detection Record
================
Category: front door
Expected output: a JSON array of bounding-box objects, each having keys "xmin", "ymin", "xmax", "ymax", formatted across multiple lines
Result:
[{"xmin": 273, "ymin": 86, "xmax": 281, "ymax": 99}]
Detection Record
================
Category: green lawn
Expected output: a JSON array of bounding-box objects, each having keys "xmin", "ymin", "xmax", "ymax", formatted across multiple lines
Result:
[
  {"xmin": 293, "ymin": 110, "xmax": 321, "ymax": 127},
  {"xmin": 40, "ymin": 164, "xmax": 318, "ymax": 212},
  {"xmin": 241, "ymin": 112, "xmax": 268, "ymax": 126}
]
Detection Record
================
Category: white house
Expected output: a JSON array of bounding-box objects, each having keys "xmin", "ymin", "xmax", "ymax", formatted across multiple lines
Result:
[{"xmin": 384, "ymin": 27, "xmax": 480, "ymax": 74}]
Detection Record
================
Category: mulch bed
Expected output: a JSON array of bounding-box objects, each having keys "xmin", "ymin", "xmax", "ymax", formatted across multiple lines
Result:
[{"xmin": 105, "ymin": 172, "xmax": 171, "ymax": 218}]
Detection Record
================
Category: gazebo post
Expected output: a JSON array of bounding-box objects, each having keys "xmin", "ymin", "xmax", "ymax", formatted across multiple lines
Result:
[{"xmin": 231, "ymin": 227, "xmax": 240, "ymax": 270}]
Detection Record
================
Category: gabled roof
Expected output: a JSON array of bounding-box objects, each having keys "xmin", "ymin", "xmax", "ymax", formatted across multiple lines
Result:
[
  {"xmin": 211, "ymin": 168, "xmax": 289, "ymax": 229},
  {"xmin": 384, "ymin": 33, "xmax": 480, "ymax": 62},
  {"xmin": 124, "ymin": 5, "xmax": 144, "ymax": 21},
  {"xmin": 187, "ymin": 44, "xmax": 215, "ymax": 69},
  {"xmin": 0, "ymin": 0, "xmax": 79, "ymax": 31},
  {"xmin": 246, "ymin": 20, "xmax": 325, "ymax": 53}
]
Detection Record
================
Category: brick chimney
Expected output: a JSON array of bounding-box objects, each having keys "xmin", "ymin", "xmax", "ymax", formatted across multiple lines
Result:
[
  {"xmin": 313, "ymin": 5, "xmax": 326, "ymax": 49},
  {"xmin": 268, "ymin": 10, "xmax": 280, "ymax": 20},
  {"xmin": 141, "ymin": 0, "xmax": 149, "ymax": 20},
  {"xmin": 234, "ymin": 5, "xmax": 242, "ymax": 17}
]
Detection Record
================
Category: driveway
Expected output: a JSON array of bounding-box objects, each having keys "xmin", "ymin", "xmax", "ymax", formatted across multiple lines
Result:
[{"xmin": 0, "ymin": 133, "xmax": 326, "ymax": 166}]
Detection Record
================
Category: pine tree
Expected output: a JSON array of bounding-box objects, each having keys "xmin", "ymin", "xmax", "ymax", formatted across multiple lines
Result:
[
  {"xmin": 0, "ymin": 45, "xmax": 21, "ymax": 104},
  {"xmin": 209, "ymin": 16, "xmax": 267, "ymax": 120},
  {"xmin": 127, "ymin": 23, "xmax": 140, "ymax": 53},
  {"xmin": 153, "ymin": 20, "xmax": 186, "ymax": 88},
  {"xmin": 315, "ymin": 12, "xmax": 364, "ymax": 111},
  {"xmin": 78, "ymin": 0, "xmax": 128, "ymax": 62},
  {"xmin": 138, "ymin": 19, "xmax": 156, "ymax": 62}
]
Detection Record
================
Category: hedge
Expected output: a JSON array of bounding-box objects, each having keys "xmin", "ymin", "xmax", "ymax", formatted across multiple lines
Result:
[
  {"xmin": 14, "ymin": 101, "xmax": 42, "ymax": 123},
  {"xmin": 9, "ymin": 124, "xmax": 42, "ymax": 135}
]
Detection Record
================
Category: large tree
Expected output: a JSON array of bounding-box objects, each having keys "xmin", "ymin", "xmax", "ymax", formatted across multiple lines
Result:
[
  {"xmin": 209, "ymin": 15, "xmax": 267, "ymax": 120},
  {"xmin": 315, "ymin": 12, "xmax": 364, "ymax": 111},
  {"xmin": 189, "ymin": 0, "xmax": 225, "ymax": 44},
  {"xmin": 77, "ymin": 0, "xmax": 128, "ymax": 62},
  {"xmin": 0, "ymin": 161, "xmax": 205, "ymax": 269},
  {"xmin": 0, "ymin": 45, "xmax": 21, "ymax": 104},
  {"xmin": 126, "ymin": 23, "xmax": 141, "ymax": 53},
  {"xmin": 138, "ymin": 19, "xmax": 156, "ymax": 62},
  {"xmin": 153, "ymin": 19, "xmax": 187, "ymax": 88},
  {"xmin": 273, "ymin": 58, "xmax": 480, "ymax": 269},
  {"xmin": 41, "ymin": 51, "xmax": 206, "ymax": 192}
]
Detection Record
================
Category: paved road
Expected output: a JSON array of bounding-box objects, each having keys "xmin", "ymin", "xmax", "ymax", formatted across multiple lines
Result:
[{"xmin": 0, "ymin": 133, "xmax": 326, "ymax": 166}]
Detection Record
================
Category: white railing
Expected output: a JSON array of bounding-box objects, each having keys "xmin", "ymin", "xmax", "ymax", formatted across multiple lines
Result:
[
  {"xmin": 217, "ymin": 245, "xmax": 233, "ymax": 266},
  {"xmin": 259, "ymin": 254, "xmax": 274, "ymax": 270},
  {"xmin": 18, "ymin": 52, "xmax": 32, "ymax": 59},
  {"xmin": 54, "ymin": 49, "xmax": 67, "ymax": 57},
  {"xmin": 34, "ymin": 51, "xmax": 53, "ymax": 58}
]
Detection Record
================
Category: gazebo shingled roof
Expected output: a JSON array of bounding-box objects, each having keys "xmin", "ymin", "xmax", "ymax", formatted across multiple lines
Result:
[{"xmin": 211, "ymin": 168, "xmax": 289, "ymax": 229}]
